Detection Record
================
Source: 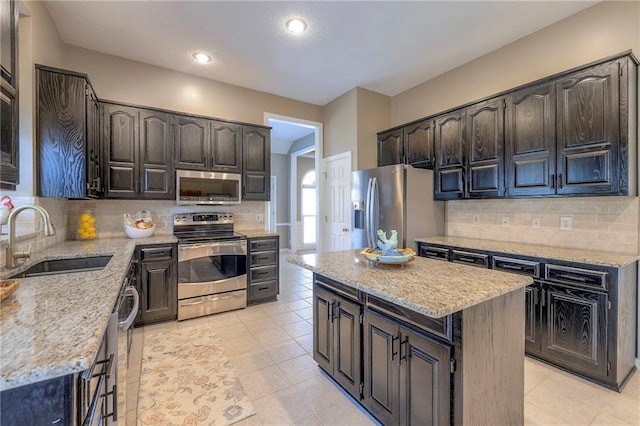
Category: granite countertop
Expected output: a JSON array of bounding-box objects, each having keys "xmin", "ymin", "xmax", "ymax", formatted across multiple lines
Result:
[
  {"xmin": 287, "ymin": 249, "xmax": 532, "ymax": 319},
  {"xmin": 416, "ymin": 236, "xmax": 639, "ymax": 267},
  {"xmin": 239, "ymin": 229, "xmax": 280, "ymax": 239},
  {"xmin": 0, "ymin": 235, "xmax": 176, "ymax": 391}
]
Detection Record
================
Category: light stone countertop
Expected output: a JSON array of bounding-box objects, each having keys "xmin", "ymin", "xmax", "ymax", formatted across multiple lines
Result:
[
  {"xmin": 238, "ymin": 229, "xmax": 280, "ymax": 239},
  {"xmin": 415, "ymin": 236, "xmax": 639, "ymax": 267},
  {"xmin": 0, "ymin": 235, "xmax": 177, "ymax": 391},
  {"xmin": 287, "ymin": 249, "xmax": 532, "ymax": 319}
]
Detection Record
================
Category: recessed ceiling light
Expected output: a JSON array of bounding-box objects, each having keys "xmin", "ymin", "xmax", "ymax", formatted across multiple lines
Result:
[
  {"xmin": 192, "ymin": 52, "xmax": 212, "ymax": 64},
  {"xmin": 286, "ymin": 18, "xmax": 307, "ymax": 34}
]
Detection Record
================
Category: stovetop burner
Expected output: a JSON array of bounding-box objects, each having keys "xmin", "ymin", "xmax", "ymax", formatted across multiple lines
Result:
[{"xmin": 173, "ymin": 212, "xmax": 245, "ymax": 243}]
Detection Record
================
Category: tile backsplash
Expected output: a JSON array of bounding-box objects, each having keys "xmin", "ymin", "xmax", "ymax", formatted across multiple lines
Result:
[{"xmin": 446, "ymin": 196, "xmax": 639, "ymax": 255}]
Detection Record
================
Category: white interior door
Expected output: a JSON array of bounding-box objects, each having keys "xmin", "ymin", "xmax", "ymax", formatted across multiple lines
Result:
[{"xmin": 322, "ymin": 152, "xmax": 352, "ymax": 252}]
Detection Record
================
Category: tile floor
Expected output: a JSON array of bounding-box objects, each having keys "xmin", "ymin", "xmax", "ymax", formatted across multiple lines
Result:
[{"xmin": 137, "ymin": 251, "xmax": 640, "ymax": 426}]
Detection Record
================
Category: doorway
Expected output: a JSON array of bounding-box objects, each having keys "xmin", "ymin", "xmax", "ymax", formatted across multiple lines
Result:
[{"xmin": 264, "ymin": 113, "xmax": 323, "ymax": 253}]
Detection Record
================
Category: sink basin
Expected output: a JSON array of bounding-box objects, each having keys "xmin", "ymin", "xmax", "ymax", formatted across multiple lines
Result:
[{"xmin": 13, "ymin": 255, "xmax": 113, "ymax": 278}]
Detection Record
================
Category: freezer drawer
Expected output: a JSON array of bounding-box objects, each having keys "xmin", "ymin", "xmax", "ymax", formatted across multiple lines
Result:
[{"xmin": 178, "ymin": 290, "xmax": 246, "ymax": 320}]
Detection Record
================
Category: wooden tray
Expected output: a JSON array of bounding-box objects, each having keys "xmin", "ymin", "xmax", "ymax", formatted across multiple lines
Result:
[{"xmin": 0, "ymin": 279, "xmax": 21, "ymax": 302}]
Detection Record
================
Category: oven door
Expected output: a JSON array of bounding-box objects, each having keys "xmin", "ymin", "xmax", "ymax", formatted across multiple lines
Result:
[{"xmin": 178, "ymin": 240, "xmax": 247, "ymax": 298}]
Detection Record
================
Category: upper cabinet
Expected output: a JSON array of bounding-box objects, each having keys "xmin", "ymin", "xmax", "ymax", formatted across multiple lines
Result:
[
  {"xmin": 242, "ymin": 126, "xmax": 271, "ymax": 201},
  {"xmin": 36, "ymin": 66, "xmax": 102, "ymax": 198},
  {"xmin": 175, "ymin": 117, "xmax": 243, "ymax": 173},
  {"xmin": 395, "ymin": 53, "xmax": 637, "ymax": 200},
  {"xmin": 377, "ymin": 120, "xmax": 435, "ymax": 169},
  {"xmin": 103, "ymin": 103, "xmax": 174, "ymax": 199},
  {"xmin": 0, "ymin": 0, "xmax": 19, "ymax": 189}
]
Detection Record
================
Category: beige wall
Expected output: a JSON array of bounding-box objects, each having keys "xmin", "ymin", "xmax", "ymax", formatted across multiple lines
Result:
[
  {"xmin": 391, "ymin": 1, "xmax": 640, "ymax": 125},
  {"xmin": 322, "ymin": 88, "xmax": 358, "ymax": 168},
  {"xmin": 356, "ymin": 88, "xmax": 390, "ymax": 170}
]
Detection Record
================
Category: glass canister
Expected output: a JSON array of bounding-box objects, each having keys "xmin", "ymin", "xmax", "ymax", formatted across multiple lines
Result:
[{"xmin": 77, "ymin": 209, "xmax": 97, "ymax": 240}]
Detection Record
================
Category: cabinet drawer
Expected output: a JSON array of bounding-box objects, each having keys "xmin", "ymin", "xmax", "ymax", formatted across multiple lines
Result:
[
  {"xmin": 249, "ymin": 265, "xmax": 277, "ymax": 282},
  {"xmin": 544, "ymin": 264, "xmax": 608, "ymax": 290},
  {"xmin": 451, "ymin": 250, "xmax": 489, "ymax": 268},
  {"xmin": 492, "ymin": 256, "xmax": 540, "ymax": 278},
  {"xmin": 140, "ymin": 245, "xmax": 174, "ymax": 262},
  {"xmin": 248, "ymin": 280, "xmax": 278, "ymax": 301},
  {"xmin": 250, "ymin": 250, "xmax": 277, "ymax": 266},
  {"xmin": 418, "ymin": 245, "xmax": 449, "ymax": 261},
  {"xmin": 249, "ymin": 238, "xmax": 278, "ymax": 251}
]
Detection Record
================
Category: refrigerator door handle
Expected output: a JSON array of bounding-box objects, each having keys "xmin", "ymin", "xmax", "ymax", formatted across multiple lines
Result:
[
  {"xmin": 370, "ymin": 177, "xmax": 379, "ymax": 248},
  {"xmin": 365, "ymin": 177, "xmax": 373, "ymax": 248}
]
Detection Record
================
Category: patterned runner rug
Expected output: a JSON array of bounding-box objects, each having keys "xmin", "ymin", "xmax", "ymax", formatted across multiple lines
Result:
[{"xmin": 137, "ymin": 322, "xmax": 255, "ymax": 425}]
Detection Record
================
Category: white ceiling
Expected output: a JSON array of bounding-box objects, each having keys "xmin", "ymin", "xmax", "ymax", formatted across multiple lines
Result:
[
  {"xmin": 269, "ymin": 119, "xmax": 316, "ymax": 154},
  {"xmin": 43, "ymin": 1, "xmax": 597, "ymax": 106}
]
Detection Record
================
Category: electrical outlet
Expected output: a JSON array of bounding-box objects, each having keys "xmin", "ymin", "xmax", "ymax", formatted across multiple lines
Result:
[
  {"xmin": 502, "ymin": 216, "xmax": 510, "ymax": 226},
  {"xmin": 256, "ymin": 214, "xmax": 264, "ymax": 222},
  {"xmin": 560, "ymin": 216, "xmax": 572, "ymax": 231},
  {"xmin": 472, "ymin": 214, "xmax": 480, "ymax": 224},
  {"xmin": 532, "ymin": 218, "xmax": 541, "ymax": 229}
]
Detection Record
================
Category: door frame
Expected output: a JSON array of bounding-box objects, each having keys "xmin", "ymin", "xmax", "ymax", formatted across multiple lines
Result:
[{"xmin": 264, "ymin": 112, "xmax": 323, "ymax": 252}]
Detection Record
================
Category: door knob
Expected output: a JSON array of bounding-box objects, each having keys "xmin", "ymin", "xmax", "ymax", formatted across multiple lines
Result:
[{"xmin": 342, "ymin": 227, "xmax": 349, "ymax": 232}]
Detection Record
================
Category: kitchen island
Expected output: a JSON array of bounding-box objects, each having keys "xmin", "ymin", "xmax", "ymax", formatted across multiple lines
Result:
[{"xmin": 288, "ymin": 249, "xmax": 533, "ymax": 425}]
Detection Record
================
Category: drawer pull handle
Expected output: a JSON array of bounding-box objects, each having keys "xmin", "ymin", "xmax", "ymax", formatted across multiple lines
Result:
[
  {"xmin": 458, "ymin": 257, "xmax": 478, "ymax": 263},
  {"xmin": 499, "ymin": 264, "xmax": 523, "ymax": 271},
  {"xmin": 558, "ymin": 273, "xmax": 588, "ymax": 282},
  {"xmin": 256, "ymin": 271, "xmax": 270, "ymax": 276},
  {"xmin": 256, "ymin": 256, "xmax": 270, "ymax": 260},
  {"xmin": 258, "ymin": 286, "xmax": 269, "ymax": 290}
]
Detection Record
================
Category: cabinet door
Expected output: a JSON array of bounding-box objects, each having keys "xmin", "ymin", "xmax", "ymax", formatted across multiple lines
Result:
[
  {"xmin": 505, "ymin": 82, "xmax": 556, "ymax": 197},
  {"xmin": 542, "ymin": 284, "xmax": 608, "ymax": 378},
  {"xmin": 434, "ymin": 110, "xmax": 465, "ymax": 199},
  {"xmin": 312, "ymin": 285, "xmax": 334, "ymax": 374},
  {"xmin": 524, "ymin": 284, "xmax": 542, "ymax": 355},
  {"xmin": 404, "ymin": 120, "xmax": 434, "ymax": 169},
  {"xmin": 140, "ymin": 109, "xmax": 173, "ymax": 199},
  {"xmin": 211, "ymin": 121, "xmax": 242, "ymax": 173},
  {"xmin": 333, "ymin": 295, "xmax": 362, "ymax": 400},
  {"xmin": 104, "ymin": 104, "xmax": 138, "ymax": 198},
  {"xmin": 0, "ymin": 84, "xmax": 18, "ymax": 189},
  {"xmin": 466, "ymin": 98, "xmax": 505, "ymax": 198},
  {"xmin": 399, "ymin": 326, "xmax": 451, "ymax": 426},
  {"xmin": 36, "ymin": 69, "xmax": 88, "ymax": 198},
  {"xmin": 243, "ymin": 126, "xmax": 271, "ymax": 200},
  {"xmin": 0, "ymin": 0, "xmax": 17, "ymax": 85},
  {"xmin": 174, "ymin": 115, "xmax": 209, "ymax": 170},
  {"xmin": 363, "ymin": 309, "xmax": 400, "ymax": 426},
  {"xmin": 556, "ymin": 61, "xmax": 619, "ymax": 195},
  {"xmin": 140, "ymin": 260, "xmax": 177, "ymax": 324},
  {"xmin": 378, "ymin": 129, "xmax": 403, "ymax": 167}
]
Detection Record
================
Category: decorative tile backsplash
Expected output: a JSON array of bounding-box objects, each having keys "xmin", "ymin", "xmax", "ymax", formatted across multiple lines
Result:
[{"xmin": 446, "ymin": 197, "xmax": 639, "ymax": 255}]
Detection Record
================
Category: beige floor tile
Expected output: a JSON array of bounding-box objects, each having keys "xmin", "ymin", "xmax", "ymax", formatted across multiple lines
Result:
[
  {"xmin": 239, "ymin": 365, "xmax": 290, "ymax": 401},
  {"xmin": 295, "ymin": 333, "xmax": 313, "ymax": 353},
  {"xmin": 271, "ymin": 311, "xmax": 306, "ymax": 326},
  {"xmin": 286, "ymin": 299, "xmax": 312, "ymax": 311},
  {"xmin": 259, "ymin": 301, "xmax": 293, "ymax": 317},
  {"xmin": 252, "ymin": 326, "xmax": 292, "ymax": 346},
  {"xmin": 524, "ymin": 357, "xmax": 553, "ymax": 394},
  {"xmin": 237, "ymin": 307, "xmax": 269, "ymax": 322},
  {"xmin": 277, "ymin": 353, "xmax": 321, "ymax": 384},
  {"xmin": 222, "ymin": 334, "xmax": 262, "ymax": 357},
  {"xmin": 278, "ymin": 292, "xmax": 303, "ymax": 302},
  {"xmin": 215, "ymin": 322, "xmax": 252, "ymax": 340},
  {"xmin": 287, "ymin": 374, "xmax": 348, "ymax": 414},
  {"xmin": 243, "ymin": 317, "xmax": 280, "ymax": 334},
  {"xmin": 294, "ymin": 306, "xmax": 313, "ymax": 320},
  {"xmin": 232, "ymin": 414, "xmax": 263, "ymax": 425},
  {"xmin": 600, "ymin": 391, "xmax": 640, "ymax": 425},
  {"xmin": 315, "ymin": 398, "xmax": 378, "ymax": 425},
  {"xmin": 589, "ymin": 411, "xmax": 634, "ymax": 425},
  {"xmin": 264, "ymin": 339, "xmax": 307, "ymax": 363},
  {"xmin": 525, "ymin": 401, "xmax": 577, "ymax": 425},
  {"xmin": 229, "ymin": 348, "xmax": 274, "ymax": 376},
  {"xmin": 281, "ymin": 319, "xmax": 313, "ymax": 338},
  {"xmin": 252, "ymin": 388, "xmax": 314, "ymax": 425}
]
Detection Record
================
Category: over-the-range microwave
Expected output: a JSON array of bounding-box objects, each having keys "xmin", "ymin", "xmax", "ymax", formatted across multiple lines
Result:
[{"xmin": 176, "ymin": 170, "xmax": 242, "ymax": 205}]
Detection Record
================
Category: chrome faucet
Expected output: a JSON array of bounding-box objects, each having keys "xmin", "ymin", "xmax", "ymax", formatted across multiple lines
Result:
[{"xmin": 5, "ymin": 205, "xmax": 56, "ymax": 268}]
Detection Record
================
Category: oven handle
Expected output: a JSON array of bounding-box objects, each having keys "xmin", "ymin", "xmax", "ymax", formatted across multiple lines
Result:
[
  {"xmin": 119, "ymin": 286, "xmax": 139, "ymax": 332},
  {"xmin": 178, "ymin": 241, "xmax": 247, "ymax": 259},
  {"xmin": 180, "ymin": 292, "xmax": 242, "ymax": 306}
]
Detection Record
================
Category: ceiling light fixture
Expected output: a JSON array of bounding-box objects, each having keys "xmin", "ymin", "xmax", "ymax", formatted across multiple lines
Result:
[
  {"xmin": 286, "ymin": 18, "xmax": 307, "ymax": 34},
  {"xmin": 192, "ymin": 52, "xmax": 212, "ymax": 64}
]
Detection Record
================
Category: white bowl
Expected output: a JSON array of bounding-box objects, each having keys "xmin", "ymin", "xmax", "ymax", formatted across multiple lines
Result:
[{"xmin": 124, "ymin": 224, "xmax": 156, "ymax": 239}]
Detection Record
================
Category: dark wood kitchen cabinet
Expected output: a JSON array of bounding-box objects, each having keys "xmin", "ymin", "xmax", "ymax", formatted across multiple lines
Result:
[
  {"xmin": 103, "ymin": 103, "xmax": 173, "ymax": 199},
  {"xmin": 376, "ymin": 120, "xmax": 435, "ymax": 169},
  {"xmin": 242, "ymin": 125, "xmax": 271, "ymax": 201},
  {"xmin": 377, "ymin": 128, "xmax": 403, "ymax": 167},
  {"xmin": 247, "ymin": 236, "xmax": 280, "ymax": 304},
  {"xmin": 313, "ymin": 277, "xmax": 363, "ymax": 401},
  {"xmin": 0, "ymin": 0, "xmax": 19, "ymax": 189},
  {"xmin": 434, "ymin": 109, "xmax": 466, "ymax": 199},
  {"xmin": 363, "ymin": 308, "xmax": 451, "ymax": 426},
  {"xmin": 36, "ymin": 66, "xmax": 103, "ymax": 198},
  {"xmin": 135, "ymin": 244, "xmax": 177, "ymax": 325},
  {"xmin": 174, "ymin": 116, "xmax": 242, "ymax": 173}
]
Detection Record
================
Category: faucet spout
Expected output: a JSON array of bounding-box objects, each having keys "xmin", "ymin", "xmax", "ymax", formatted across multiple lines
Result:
[{"xmin": 5, "ymin": 205, "xmax": 56, "ymax": 269}]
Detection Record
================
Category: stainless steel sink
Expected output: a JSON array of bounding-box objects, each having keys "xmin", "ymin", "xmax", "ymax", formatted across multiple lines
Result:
[{"xmin": 12, "ymin": 255, "xmax": 113, "ymax": 278}]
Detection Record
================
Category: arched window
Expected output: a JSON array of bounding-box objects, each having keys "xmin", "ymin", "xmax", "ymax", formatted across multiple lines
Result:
[{"xmin": 301, "ymin": 170, "xmax": 316, "ymax": 245}]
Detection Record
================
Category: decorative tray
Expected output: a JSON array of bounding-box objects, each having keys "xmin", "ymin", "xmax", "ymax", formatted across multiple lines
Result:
[
  {"xmin": 0, "ymin": 279, "xmax": 21, "ymax": 303},
  {"xmin": 360, "ymin": 248, "xmax": 416, "ymax": 267}
]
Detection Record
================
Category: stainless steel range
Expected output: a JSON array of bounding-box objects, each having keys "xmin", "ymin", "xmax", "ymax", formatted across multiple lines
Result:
[{"xmin": 173, "ymin": 212, "xmax": 247, "ymax": 321}]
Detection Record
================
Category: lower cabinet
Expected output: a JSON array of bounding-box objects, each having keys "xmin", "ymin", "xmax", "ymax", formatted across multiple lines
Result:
[
  {"xmin": 135, "ymin": 244, "xmax": 177, "ymax": 325},
  {"xmin": 363, "ymin": 308, "xmax": 451, "ymax": 426},
  {"xmin": 247, "ymin": 236, "xmax": 280, "ymax": 304},
  {"xmin": 312, "ymin": 282, "xmax": 362, "ymax": 400}
]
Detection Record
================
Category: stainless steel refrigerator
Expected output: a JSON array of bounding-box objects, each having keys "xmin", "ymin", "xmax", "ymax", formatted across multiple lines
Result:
[{"xmin": 351, "ymin": 164, "xmax": 444, "ymax": 250}]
